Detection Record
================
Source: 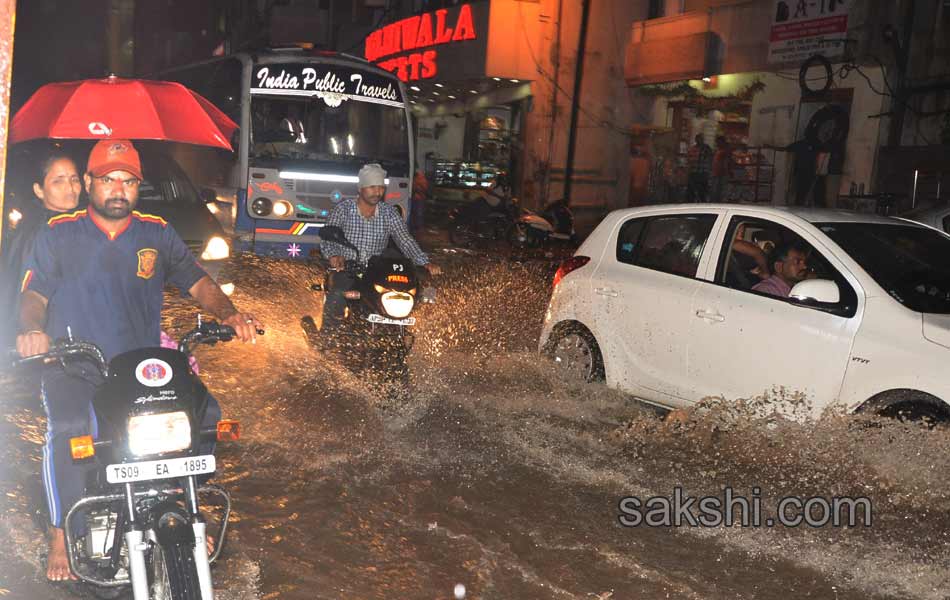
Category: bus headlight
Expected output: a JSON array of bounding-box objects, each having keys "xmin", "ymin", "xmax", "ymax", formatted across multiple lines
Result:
[
  {"xmin": 272, "ymin": 200, "xmax": 293, "ymax": 217},
  {"xmin": 251, "ymin": 197, "xmax": 272, "ymax": 216},
  {"xmin": 201, "ymin": 236, "xmax": 230, "ymax": 261},
  {"xmin": 128, "ymin": 411, "xmax": 191, "ymax": 457},
  {"xmin": 381, "ymin": 291, "xmax": 414, "ymax": 319}
]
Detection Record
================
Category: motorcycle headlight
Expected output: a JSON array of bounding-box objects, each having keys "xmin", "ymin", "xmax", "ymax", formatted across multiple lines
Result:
[
  {"xmin": 381, "ymin": 291, "xmax": 414, "ymax": 319},
  {"xmin": 201, "ymin": 236, "xmax": 230, "ymax": 261},
  {"xmin": 128, "ymin": 411, "xmax": 192, "ymax": 457}
]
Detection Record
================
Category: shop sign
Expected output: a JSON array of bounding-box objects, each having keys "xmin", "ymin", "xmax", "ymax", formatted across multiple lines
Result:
[
  {"xmin": 768, "ymin": 0, "xmax": 849, "ymax": 65},
  {"xmin": 364, "ymin": 3, "xmax": 488, "ymax": 83},
  {"xmin": 250, "ymin": 63, "xmax": 404, "ymax": 107}
]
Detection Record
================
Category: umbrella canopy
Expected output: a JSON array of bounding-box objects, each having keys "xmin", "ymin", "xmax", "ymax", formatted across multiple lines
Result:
[{"xmin": 10, "ymin": 76, "xmax": 238, "ymax": 150}]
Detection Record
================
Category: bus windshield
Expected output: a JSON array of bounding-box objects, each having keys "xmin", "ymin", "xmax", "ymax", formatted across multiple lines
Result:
[{"xmin": 250, "ymin": 95, "xmax": 410, "ymax": 177}]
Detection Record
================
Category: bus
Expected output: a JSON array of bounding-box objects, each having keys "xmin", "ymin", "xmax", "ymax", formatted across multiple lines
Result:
[{"xmin": 156, "ymin": 49, "xmax": 413, "ymax": 259}]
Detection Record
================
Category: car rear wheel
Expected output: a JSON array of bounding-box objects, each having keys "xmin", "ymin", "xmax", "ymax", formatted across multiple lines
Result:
[{"xmin": 544, "ymin": 325, "xmax": 605, "ymax": 383}]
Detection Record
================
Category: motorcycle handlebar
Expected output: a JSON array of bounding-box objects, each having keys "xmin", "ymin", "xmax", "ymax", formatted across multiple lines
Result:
[
  {"xmin": 8, "ymin": 319, "xmax": 264, "ymax": 372},
  {"xmin": 178, "ymin": 321, "xmax": 263, "ymax": 355},
  {"xmin": 8, "ymin": 341, "xmax": 109, "ymax": 376}
]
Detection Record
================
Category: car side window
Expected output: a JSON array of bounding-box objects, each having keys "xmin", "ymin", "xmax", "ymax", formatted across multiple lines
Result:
[
  {"xmin": 942, "ymin": 214, "xmax": 950, "ymax": 234},
  {"xmin": 137, "ymin": 178, "xmax": 166, "ymax": 203},
  {"xmin": 715, "ymin": 216, "xmax": 857, "ymax": 316},
  {"xmin": 618, "ymin": 214, "xmax": 717, "ymax": 278},
  {"xmin": 616, "ymin": 218, "xmax": 646, "ymax": 264}
]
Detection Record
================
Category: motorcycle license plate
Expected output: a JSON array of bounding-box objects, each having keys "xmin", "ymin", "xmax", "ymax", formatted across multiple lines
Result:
[
  {"xmin": 106, "ymin": 455, "xmax": 216, "ymax": 484},
  {"xmin": 366, "ymin": 313, "xmax": 416, "ymax": 326}
]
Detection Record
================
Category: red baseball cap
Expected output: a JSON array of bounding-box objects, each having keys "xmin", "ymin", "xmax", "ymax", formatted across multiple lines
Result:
[{"xmin": 86, "ymin": 139, "xmax": 143, "ymax": 180}]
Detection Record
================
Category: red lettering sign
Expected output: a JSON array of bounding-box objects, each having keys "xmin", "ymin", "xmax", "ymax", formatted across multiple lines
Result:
[
  {"xmin": 435, "ymin": 9, "xmax": 452, "ymax": 44},
  {"xmin": 421, "ymin": 50, "xmax": 437, "ymax": 79},
  {"xmin": 364, "ymin": 3, "xmax": 478, "ymax": 81},
  {"xmin": 416, "ymin": 13, "xmax": 434, "ymax": 48},
  {"xmin": 453, "ymin": 5, "xmax": 476, "ymax": 42}
]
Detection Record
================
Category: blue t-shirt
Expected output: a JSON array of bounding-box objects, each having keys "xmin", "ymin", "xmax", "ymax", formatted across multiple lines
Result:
[{"xmin": 21, "ymin": 209, "xmax": 207, "ymax": 361}]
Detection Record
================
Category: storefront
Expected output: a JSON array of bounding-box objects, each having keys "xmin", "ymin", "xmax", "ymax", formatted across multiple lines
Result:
[
  {"xmin": 629, "ymin": 69, "xmax": 887, "ymax": 208},
  {"xmin": 624, "ymin": 0, "xmax": 888, "ymax": 208},
  {"xmin": 362, "ymin": 1, "xmax": 533, "ymax": 200},
  {"xmin": 362, "ymin": 0, "xmax": 642, "ymax": 219}
]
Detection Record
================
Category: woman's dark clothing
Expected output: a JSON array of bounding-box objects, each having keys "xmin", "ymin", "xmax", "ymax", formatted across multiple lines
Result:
[{"xmin": 0, "ymin": 205, "xmax": 58, "ymax": 346}]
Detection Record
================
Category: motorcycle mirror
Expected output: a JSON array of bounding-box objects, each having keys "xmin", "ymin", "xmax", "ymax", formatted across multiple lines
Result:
[
  {"xmin": 319, "ymin": 225, "xmax": 359, "ymax": 252},
  {"xmin": 319, "ymin": 226, "xmax": 346, "ymax": 243}
]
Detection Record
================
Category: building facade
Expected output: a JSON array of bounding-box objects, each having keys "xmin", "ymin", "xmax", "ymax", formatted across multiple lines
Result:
[
  {"xmin": 354, "ymin": 0, "xmax": 645, "ymax": 218},
  {"xmin": 624, "ymin": 0, "xmax": 950, "ymax": 211}
]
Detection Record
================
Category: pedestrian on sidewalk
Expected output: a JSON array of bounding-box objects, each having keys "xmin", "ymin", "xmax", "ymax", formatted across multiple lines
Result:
[{"xmin": 686, "ymin": 134, "xmax": 713, "ymax": 203}]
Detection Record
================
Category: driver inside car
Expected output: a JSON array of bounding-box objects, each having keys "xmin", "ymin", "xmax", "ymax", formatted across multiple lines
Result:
[
  {"xmin": 752, "ymin": 240, "xmax": 811, "ymax": 298},
  {"xmin": 320, "ymin": 163, "xmax": 440, "ymax": 331}
]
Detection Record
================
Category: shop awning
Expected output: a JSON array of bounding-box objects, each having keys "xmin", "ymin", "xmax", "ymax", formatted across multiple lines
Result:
[{"xmin": 625, "ymin": 31, "xmax": 720, "ymax": 86}]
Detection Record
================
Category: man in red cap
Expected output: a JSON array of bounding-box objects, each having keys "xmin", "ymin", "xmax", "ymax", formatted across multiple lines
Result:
[{"xmin": 16, "ymin": 139, "xmax": 262, "ymax": 581}]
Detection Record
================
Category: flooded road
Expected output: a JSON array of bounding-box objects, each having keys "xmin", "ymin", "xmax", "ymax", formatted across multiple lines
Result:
[{"xmin": 2, "ymin": 248, "xmax": 950, "ymax": 599}]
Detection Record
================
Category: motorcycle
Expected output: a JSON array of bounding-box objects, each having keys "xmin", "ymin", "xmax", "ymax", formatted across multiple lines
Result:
[
  {"xmin": 11, "ymin": 319, "xmax": 255, "ymax": 600},
  {"xmin": 447, "ymin": 193, "xmax": 577, "ymax": 251},
  {"xmin": 508, "ymin": 198, "xmax": 577, "ymax": 249},
  {"xmin": 301, "ymin": 226, "xmax": 435, "ymax": 390},
  {"xmin": 446, "ymin": 191, "xmax": 514, "ymax": 248}
]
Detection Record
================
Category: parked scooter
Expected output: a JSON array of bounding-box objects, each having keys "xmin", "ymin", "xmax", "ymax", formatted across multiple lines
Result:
[
  {"xmin": 10, "ymin": 319, "xmax": 255, "ymax": 600},
  {"xmin": 301, "ymin": 226, "xmax": 435, "ymax": 391},
  {"xmin": 508, "ymin": 198, "xmax": 577, "ymax": 249},
  {"xmin": 446, "ymin": 189, "xmax": 515, "ymax": 247}
]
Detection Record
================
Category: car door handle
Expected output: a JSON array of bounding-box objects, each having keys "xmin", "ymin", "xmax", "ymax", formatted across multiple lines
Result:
[
  {"xmin": 594, "ymin": 287, "xmax": 619, "ymax": 297},
  {"xmin": 695, "ymin": 309, "xmax": 725, "ymax": 323}
]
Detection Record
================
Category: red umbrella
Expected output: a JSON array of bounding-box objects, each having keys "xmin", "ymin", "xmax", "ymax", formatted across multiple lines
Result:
[{"xmin": 10, "ymin": 76, "xmax": 238, "ymax": 150}]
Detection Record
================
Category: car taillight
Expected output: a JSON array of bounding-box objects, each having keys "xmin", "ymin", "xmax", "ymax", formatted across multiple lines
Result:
[{"xmin": 553, "ymin": 256, "xmax": 590, "ymax": 287}]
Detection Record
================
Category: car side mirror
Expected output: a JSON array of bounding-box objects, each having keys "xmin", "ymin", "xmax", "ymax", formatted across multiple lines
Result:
[
  {"xmin": 200, "ymin": 188, "xmax": 218, "ymax": 204},
  {"xmin": 790, "ymin": 279, "xmax": 840, "ymax": 304}
]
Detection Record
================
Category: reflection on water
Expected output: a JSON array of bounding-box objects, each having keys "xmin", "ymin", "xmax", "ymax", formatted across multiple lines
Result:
[{"xmin": 1, "ymin": 253, "xmax": 949, "ymax": 599}]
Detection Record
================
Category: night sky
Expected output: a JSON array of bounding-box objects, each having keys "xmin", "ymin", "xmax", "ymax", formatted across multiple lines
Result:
[{"xmin": 11, "ymin": 0, "xmax": 110, "ymax": 111}]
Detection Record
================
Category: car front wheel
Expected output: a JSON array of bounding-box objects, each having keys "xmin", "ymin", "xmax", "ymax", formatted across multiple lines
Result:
[
  {"xmin": 544, "ymin": 325, "xmax": 605, "ymax": 383},
  {"xmin": 862, "ymin": 390, "xmax": 950, "ymax": 427}
]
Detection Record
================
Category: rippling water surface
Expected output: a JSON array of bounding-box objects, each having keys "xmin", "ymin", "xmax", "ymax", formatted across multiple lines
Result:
[{"xmin": 1, "ymin": 249, "xmax": 949, "ymax": 599}]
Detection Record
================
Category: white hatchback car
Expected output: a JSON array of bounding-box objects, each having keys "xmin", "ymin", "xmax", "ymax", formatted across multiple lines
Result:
[{"xmin": 539, "ymin": 205, "xmax": 950, "ymax": 421}]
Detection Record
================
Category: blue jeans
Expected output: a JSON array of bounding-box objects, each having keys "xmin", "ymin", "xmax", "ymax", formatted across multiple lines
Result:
[{"xmin": 321, "ymin": 271, "xmax": 357, "ymax": 331}]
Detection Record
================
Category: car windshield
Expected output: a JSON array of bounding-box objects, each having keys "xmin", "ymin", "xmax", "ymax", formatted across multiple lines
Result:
[
  {"xmin": 250, "ymin": 95, "xmax": 410, "ymax": 176},
  {"xmin": 817, "ymin": 222, "xmax": 950, "ymax": 314},
  {"xmin": 137, "ymin": 154, "xmax": 200, "ymax": 204}
]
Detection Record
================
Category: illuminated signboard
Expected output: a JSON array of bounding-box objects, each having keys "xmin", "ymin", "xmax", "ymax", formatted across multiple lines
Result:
[
  {"xmin": 250, "ymin": 63, "xmax": 404, "ymax": 107},
  {"xmin": 364, "ymin": 2, "xmax": 490, "ymax": 83}
]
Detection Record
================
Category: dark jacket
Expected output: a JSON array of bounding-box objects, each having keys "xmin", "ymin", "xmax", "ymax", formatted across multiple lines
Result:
[{"xmin": 0, "ymin": 204, "xmax": 59, "ymax": 346}]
